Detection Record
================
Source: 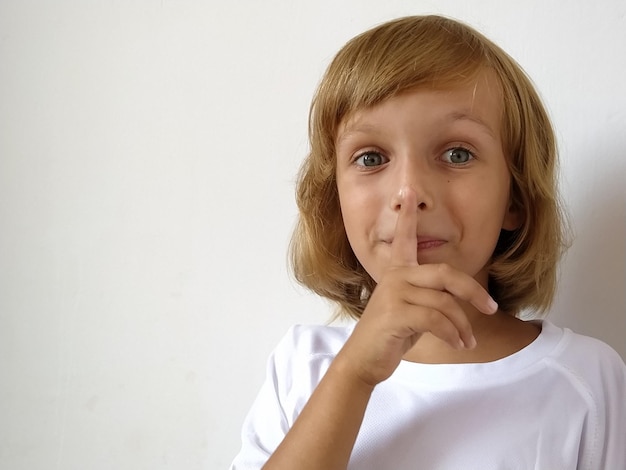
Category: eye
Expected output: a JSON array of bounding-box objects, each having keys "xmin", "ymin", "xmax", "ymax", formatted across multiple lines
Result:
[
  {"xmin": 354, "ymin": 151, "xmax": 388, "ymax": 167},
  {"xmin": 442, "ymin": 147, "xmax": 474, "ymax": 165}
]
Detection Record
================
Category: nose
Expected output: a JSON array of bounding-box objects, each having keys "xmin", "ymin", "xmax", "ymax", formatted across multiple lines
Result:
[{"xmin": 389, "ymin": 159, "xmax": 433, "ymax": 212}]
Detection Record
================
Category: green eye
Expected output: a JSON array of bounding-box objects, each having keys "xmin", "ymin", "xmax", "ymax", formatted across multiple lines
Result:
[
  {"xmin": 355, "ymin": 151, "xmax": 387, "ymax": 167},
  {"xmin": 443, "ymin": 147, "xmax": 474, "ymax": 165}
]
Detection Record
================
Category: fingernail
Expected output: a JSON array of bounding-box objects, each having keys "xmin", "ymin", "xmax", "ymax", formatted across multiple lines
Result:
[
  {"xmin": 487, "ymin": 297, "xmax": 498, "ymax": 314},
  {"xmin": 465, "ymin": 335, "xmax": 477, "ymax": 349}
]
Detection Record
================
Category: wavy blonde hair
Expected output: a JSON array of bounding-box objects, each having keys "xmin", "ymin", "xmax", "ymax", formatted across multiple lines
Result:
[{"xmin": 290, "ymin": 15, "xmax": 569, "ymax": 319}]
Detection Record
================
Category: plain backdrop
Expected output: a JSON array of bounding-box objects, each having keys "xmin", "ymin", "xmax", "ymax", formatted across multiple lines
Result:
[{"xmin": 1, "ymin": 1, "xmax": 625, "ymax": 469}]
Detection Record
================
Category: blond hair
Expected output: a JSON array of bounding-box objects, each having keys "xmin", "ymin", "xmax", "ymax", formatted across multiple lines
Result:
[{"xmin": 290, "ymin": 15, "xmax": 569, "ymax": 319}]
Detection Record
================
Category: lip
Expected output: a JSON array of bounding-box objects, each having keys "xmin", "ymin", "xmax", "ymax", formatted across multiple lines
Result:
[
  {"xmin": 417, "ymin": 238, "xmax": 446, "ymax": 250},
  {"xmin": 382, "ymin": 235, "xmax": 447, "ymax": 249}
]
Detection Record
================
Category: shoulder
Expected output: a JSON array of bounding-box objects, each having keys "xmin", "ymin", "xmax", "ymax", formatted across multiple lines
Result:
[
  {"xmin": 539, "ymin": 322, "xmax": 626, "ymax": 466},
  {"xmin": 230, "ymin": 324, "xmax": 354, "ymax": 467},
  {"xmin": 272, "ymin": 322, "xmax": 353, "ymax": 361},
  {"xmin": 266, "ymin": 322, "xmax": 353, "ymax": 389},
  {"xmin": 541, "ymin": 321, "xmax": 626, "ymax": 397},
  {"xmin": 545, "ymin": 321, "xmax": 625, "ymax": 370}
]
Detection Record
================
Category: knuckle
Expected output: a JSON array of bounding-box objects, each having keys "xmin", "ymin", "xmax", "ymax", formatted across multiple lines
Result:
[
  {"xmin": 384, "ymin": 266, "xmax": 405, "ymax": 283},
  {"xmin": 439, "ymin": 291, "xmax": 457, "ymax": 310},
  {"xmin": 436, "ymin": 262, "xmax": 452, "ymax": 277},
  {"xmin": 426, "ymin": 308, "xmax": 443, "ymax": 326}
]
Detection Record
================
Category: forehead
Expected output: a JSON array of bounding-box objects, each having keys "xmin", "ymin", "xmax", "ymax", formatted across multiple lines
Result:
[{"xmin": 337, "ymin": 69, "xmax": 504, "ymax": 140}]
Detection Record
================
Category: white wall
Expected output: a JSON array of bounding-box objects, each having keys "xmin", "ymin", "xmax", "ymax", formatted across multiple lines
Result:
[{"xmin": 1, "ymin": 1, "xmax": 624, "ymax": 468}]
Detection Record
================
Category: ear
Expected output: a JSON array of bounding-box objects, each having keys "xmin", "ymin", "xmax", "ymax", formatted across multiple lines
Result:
[{"xmin": 502, "ymin": 203, "xmax": 522, "ymax": 231}]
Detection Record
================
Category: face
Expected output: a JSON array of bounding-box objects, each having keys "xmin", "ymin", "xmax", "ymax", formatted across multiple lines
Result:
[{"xmin": 335, "ymin": 70, "xmax": 520, "ymax": 288}]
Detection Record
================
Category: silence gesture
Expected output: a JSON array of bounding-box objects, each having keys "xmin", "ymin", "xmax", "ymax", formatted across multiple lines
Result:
[{"xmin": 337, "ymin": 187, "xmax": 498, "ymax": 387}]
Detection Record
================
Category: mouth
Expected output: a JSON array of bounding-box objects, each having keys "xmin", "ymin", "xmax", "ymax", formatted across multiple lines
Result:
[
  {"xmin": 417, "ymin": 238, "xmax": 447, "ymax": 250},
  {"xmin": 381, "ymin": 236, "xmax": 447, "ymax": 250}
]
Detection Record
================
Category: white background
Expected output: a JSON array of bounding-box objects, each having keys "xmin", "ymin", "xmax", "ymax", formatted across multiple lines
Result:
[{"xmin": 1, "ymin": 1, "xmax": 624, "ymax": 469}]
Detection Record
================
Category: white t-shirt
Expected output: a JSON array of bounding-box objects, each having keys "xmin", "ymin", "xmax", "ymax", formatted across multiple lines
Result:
[{"xmin": 230, "ymin": 321, "xmax": 626, "ymax": 469}]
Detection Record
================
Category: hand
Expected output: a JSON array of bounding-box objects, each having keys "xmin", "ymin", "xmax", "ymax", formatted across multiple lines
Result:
[{"xmin": 335, "ymin": 187, "xmax": 498, "ymax": 387}]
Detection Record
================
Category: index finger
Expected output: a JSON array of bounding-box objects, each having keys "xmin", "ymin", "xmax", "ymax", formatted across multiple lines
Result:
[{"xmin": 391, "ymin": 187, "xmax": 419, "ymax": 267}]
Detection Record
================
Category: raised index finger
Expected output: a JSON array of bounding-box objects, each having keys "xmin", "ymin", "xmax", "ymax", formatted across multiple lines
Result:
[{"xmin": 391, "ymin": 187, "xmax": 419, "ymax": 267}]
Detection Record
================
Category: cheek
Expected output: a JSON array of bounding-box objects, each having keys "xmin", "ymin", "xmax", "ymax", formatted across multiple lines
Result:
[
  {"xmin": 338, "ymin": 179, "xmax": 370, "ymax": 223},
  {"xmin": 338, "ymin": 185, "xmax": 386, "ymax": 271},
  {"xmin": 338, "ymin": 187, "xmax": 358, "ymax": 242},
  {"xmin": 456, "ymin": 178, "xmax": 511, "ymax": 236},
  {"xmin": 339, "ymin": 193, "xmax": 369, "ymax": 243}
]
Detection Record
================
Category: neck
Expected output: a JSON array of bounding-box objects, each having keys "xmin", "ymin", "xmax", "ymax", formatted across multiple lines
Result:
[{"xmin": 402, "ymin": 306, "xmax": 541, "ymax": 364}]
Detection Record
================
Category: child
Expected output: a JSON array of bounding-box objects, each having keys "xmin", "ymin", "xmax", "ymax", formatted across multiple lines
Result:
[{"xmin": 230, "ymin": 15, "xmax": 626, "ymax": 469}]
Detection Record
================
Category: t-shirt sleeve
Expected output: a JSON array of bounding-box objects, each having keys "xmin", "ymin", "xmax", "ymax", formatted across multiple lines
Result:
[
  {"xmin": 570, "ymin": 335, "xmax": 626, "ymax": 469},
  {"xmin": 228, "ymin": 324, "xmax": 343, "ymax": 469},
  {"xmin": 228, "ymin": 328, "xmax": 296, "ymax": 470},
  {"xmin": 593, "ymin": 346, "xmax": 626, "ymax": 469}
]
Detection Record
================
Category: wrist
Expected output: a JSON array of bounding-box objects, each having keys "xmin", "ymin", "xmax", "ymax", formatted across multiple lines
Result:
[{"xmin": 328, "ymin": 350, "xmax": 379, "ymax": 395}]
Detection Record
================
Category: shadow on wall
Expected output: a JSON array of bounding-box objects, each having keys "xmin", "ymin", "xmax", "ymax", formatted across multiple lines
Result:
[{"xmin": 550, "ymin": 147, "xmax": 626, "ymax": 360}]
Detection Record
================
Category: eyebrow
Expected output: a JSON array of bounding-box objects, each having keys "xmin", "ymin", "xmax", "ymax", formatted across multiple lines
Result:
[
  {"xmin": 337, "ymin": 112, "xmax": 497, "ymax": 145},
  {"xmin": 444, "ymin": 111, "xmax": 497, "ymax": 138},
  {"xmin": 336, "ymin": 124, "xmax": 381, "ymax": 146}
]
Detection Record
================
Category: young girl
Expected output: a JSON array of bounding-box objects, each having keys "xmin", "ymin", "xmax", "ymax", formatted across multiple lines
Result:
[{"xmin": 230, "ymin": 15, "xmax": 626, "ymax": 469}]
